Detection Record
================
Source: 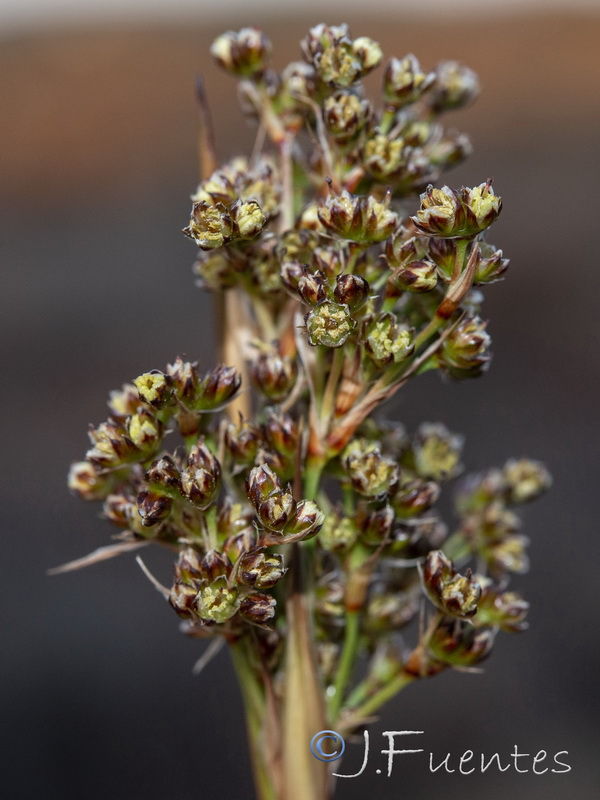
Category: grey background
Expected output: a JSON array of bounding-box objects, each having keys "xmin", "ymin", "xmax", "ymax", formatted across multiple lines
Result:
[{"xmin": 2, "ymin": 8, "xmax": 599, "ymax": 799}]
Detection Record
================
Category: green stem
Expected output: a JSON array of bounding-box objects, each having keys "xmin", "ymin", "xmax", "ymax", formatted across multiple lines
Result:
[
  {"xmin": 345, "ymin": 670, "xmax": 414, "ymax": 726},
  {"xmin": 304, "ymin": 456, "xmax": 326, "ymax": 499},
  {"xmin": 328, "ymin": 609, "xmax": 360, "ymax": 723},
  {"xmin": 230, "ymin": 640, "xmax": 277, "ymax": 800}
]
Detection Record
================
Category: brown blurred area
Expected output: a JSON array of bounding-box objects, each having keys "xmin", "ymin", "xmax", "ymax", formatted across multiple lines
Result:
[{"xmin": 2, "ymin": 12, "xmax": 599, "ymax": 800}]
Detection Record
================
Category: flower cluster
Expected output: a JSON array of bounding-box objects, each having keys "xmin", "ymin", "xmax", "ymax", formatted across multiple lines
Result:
[{"xmin": 67, "ymin": 24, "xmax": 550, "ymax": 786}]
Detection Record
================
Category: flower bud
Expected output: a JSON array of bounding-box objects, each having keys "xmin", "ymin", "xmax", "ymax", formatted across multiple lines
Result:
[
  {"xmin": 195, "ymin": 363, "xmax": 242, "ymax": 410},
  {"xmin": 257, "ymin": 490, "xmax": 295, "ymax": 532},
  {"xmin": 68, "ymin": 460, "xmax": 112, "ymax": 500},
  {"xmin": 133, "ymin": 370, "xmax": 173, "ymax": 408},
  {"xmin": 262, "ymin": 410, "xmax": 299, "ymax": 458},
  {"xmin": 411, "ymin": 182, "xmax": 501, "ymax": 238},
  {"xmin": 427, "ymin": 618, "xmax": 495, "ymax": 668},
  {"xmin": 238, "ymin": 548, "xmax": 286, "ymax": 588},
  {"xmin": 166, "ymin": 357, "xmax": 199, "ymax": 404},
  {"xmin": 280, "ymin": 261, "xmax": 307, "ymax": 294},
  {"xmin": 411, "ymin": 423, "xmax": 463, "ymax": 481},
  {"xmin": 391, "ymin": 476, "xmax": 440, "ymax": 518},
  {"xmin": 210, "ymin": 28, "xmax": 271, "ymax": 77},
  {"xmin": 245, "ymin": 464, "xmax": 281, "ymax": 506},
  {"xmin": 421, "ymin": 550, "xmax": 481, "ymax": 618},
  {"xmin": 181, "ymin": 441, "xmax": 221, "ymax": 510},
  {"xmin": 144, "ymin": 455, "xmax": 181, "ymax": 495},
  {"xmin": 318, "ymin": 514, "xmax": 357, "ymax": 552},
  {"xmin": 193, "ymin": 250, "xmax": 237, "ymax": 290},
  {"xmin": 390, "ymin": 259, "xmax": 438, "ymax": 293},
  {"xmin": 473, "ymin": 242, "xmax": 510, "ymax": 285},
  {"xmin": 502, "ymin": 458, "xmax": 552, "ymax": 505},
  {"xmin": 427, "ymin": 236, "xmax": 457, "ymax": 280},
  {"xmin": 194, "ymin": 576, "xmax": 239, "ymax": 623},
  {"xmin": 356, "ymin": 503, "xmax": 395, "ymax": 545},
  {"xmin": 323, "ymin": 91, "xmax": 371, "ymax": 145},
  {"xmin": 427, "ymin": 131, "xmax": 473, "ymax": 171},
  {"xmin": 200, "ymin": 549, "xmax": 231, "ymax": 583},
  {"xmin": 306, "ymin": 301, "xmax": 355, "ymax": 348},
  {"xmin": 439, "ymin": 315, "xmax": 491, "ymax": 379},
  {"xmin": 240, "ymin": 592, "xmax": 277, "ymax": 624},
  {"xmin": 283, "ymin": 499, "xmax": 325, "ymax": 539},
  {"xmin": 297, "ymin": 270, "xmax": 327, "ymax": 306},
  {"xmin": 230, "ymin": 200, "xmax": 267, "ymax": 240},
  {"xmin": 383, "ymin": 55, "xmax": 435, "ymax": 108},
  {"xmin": 362, "ymin": 312, "xmax": 414, "ymax": 368},
  {"xmin": 127, "ymin": 409, "xmax": 163, "ymax": 455},
  {"xmin": 342, "ymin": 440, "xmax": 399, "ymax": 498},
  {"xmin": 251, "ymin": 352, "xmax": 298, "ymax": 404},
  {"xmin": 318, "ymin": 190, "xmax": 398, "ymax": 243},
  {"xmin": 428, "ymin": 61, "xmax": 480, "ymax": 113},
  {"xmin": 474, "ymin": 578, "xmax": 529, "ymax": 632},
  {"xmin": 107, "ymin": 383, "xmax": 141, "ymax": 418},
  {"xmin": 485, "ymin": 535, "xmax": 529, "ymax": 575},
  {"xmin": 367, "ymin": 592, "xmax": 421, "ymax": 632},
  {"xmin": 225, "ymin": 419, "xmax": 262, "ymax": 464},
  {"xmin": 104, "ymin": 493, "xmax": 145, "ymax": 535},
  {"xmin": 301, "ymin": 24, "xmax": 382, "ymax": 88},
  {"xmin": 86, "ymin": 418, "xmax": 139, "ymax": 469},
  {"xmin": 183, "ymin": 201, "xmax": 234, "ymax": 250},
  {"xmin": 333, "ymin": 273, "xmax": 370, "ymax": 310},
  {"xmin": 136, "ymin": 489, "xmax": 173, "ymax": 527}
]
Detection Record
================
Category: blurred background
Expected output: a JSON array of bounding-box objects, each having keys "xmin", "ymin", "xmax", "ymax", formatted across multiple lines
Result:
[{"xmin": 2, "ymin": 1, "xmax": 599, "ymax": 798}]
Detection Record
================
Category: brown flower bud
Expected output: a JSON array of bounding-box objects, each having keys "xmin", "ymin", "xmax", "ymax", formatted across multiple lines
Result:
[
  {"xmin": 412, "ymin": 181, "xmax": 501, "ymax": 238},
  {"xmin": 181, "ymin": 441, "xmax": 221, "ymax": 510},
  {"xmin": 239, "ymin": 592, "xmax": 277, "ymax": 624},
  {"xmin": 136, "ymin": 489, "xmax": 173, "ymax": 527},
  {"xmin": 438, "ymin": 315, "xmax": 491, "ymax": 379},
  {"xmin": 200, "ymin": 549, "xmax": 231, "ymax": 583},
  {"xmin": 230, "ymin": 199, "xmax": 268, "ymax": 240},
  {"xmin": 195, "ymin": 363, "xmax": 242, "ymax": 410},
  {"xmin": 144, "ymin": 455, "xmax": 181, "ymax": 495},
  {"xmin": 245, "ymin": 464, "xmax": 281, "ymax": 506},
  {"xmin": 262, "ymin": 410, "xmax": 299, "ymax": 458},
  {"xmin": 68, "ymin": 461, "xmax": 112, "ymax": 500},
  {"xmin": 323, "ymin": 91, "xmax": 371, "ymax": 145},
  {"xmin": 225, "ymin": 419, "xmax": 263, "ymax": 464},
  {"xmin": 86, "ymin": 418, "xmax": 139, "ymax": 469},
  {"xmin": 166, "ymin": 357, "xmax": 199, "ymax": 404},
  {"xmin": 238, "ymin": 548, "xmax": 286, "ymax": 588},
  {"xmin": 318, "ymin": 190, "xmax": 398, "ymax": 243},
  {"xmin": 427, "ymin": 618, "xmax": 495, "ymax": 668},
  {"xmin": 356, "ymin": 503, "xmax": 395, "ymax": 545},
  {"xmin": 392, "ymin": 476, "xmax": 440, "ymax": 518},
  {"xmin": 421, "ymin": 550, "xmax": 481, "ymax": 618},
  {"xmin": 383, "ymin": 54, "xmax": 435, "ymax": 108},
  {"xmin": 333, "ymin": 273, "xmax": 370, "ymax": 310},
  {"xmin": 251, "ymin": 352, "xmax": 298, "ymax": 403},
  {"xmin": 390, "ymin": 259, "xmax": 438, "ymax": 293},
  {"xmin": 297, "ymin": 270, "xmax": 328, "ymax": 306},
  {"xmin": 474, "ymin": 578, "xmax": 529, "ymax": 632},
  {"xmin": 210, "ymin": 27, "xmax": 271, "ymax": 78},
  {"xmin": 283, "ymin": 499, "xmax": 325, "ymax": 540},
  {"xmin": 127, "ymin": 409, "xmax": 163, "ymax": 456},
  {"xmin": 428, "ymin": 61, "xmax": 480, "ymax": 113},
  {"xmin": 301, "ymin": 24, "xmax": 382, "ymax": 88}
]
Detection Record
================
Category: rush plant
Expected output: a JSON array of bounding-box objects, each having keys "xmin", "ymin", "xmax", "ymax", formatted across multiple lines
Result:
[{"xmin": 63, "ymin": 23, "xmax": 550, "ymax": 800}]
